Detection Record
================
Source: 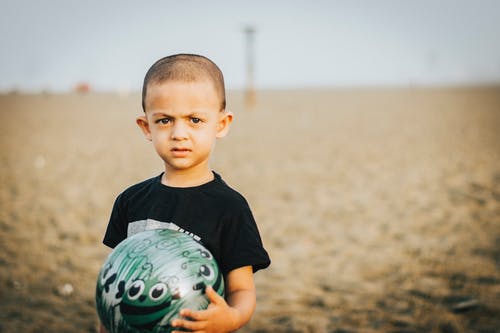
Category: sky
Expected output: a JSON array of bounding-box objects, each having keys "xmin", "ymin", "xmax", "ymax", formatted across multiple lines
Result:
[{"xmin": 1, "ymin": 0, "xmax": 500, "ymax": 92}]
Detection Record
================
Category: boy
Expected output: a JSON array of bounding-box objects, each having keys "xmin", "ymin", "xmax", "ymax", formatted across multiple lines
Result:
[{"xmin": 100, "ymin": 54, "xmax": 270, "ymax": 333}]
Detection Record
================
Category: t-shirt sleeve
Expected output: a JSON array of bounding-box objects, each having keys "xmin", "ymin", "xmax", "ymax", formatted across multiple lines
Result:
[
  {"xmin": 103, "ymin": 193, "xmax": 127, "ymax": 249},
  {"xmin": 220, "ymin": 200, "xmax": 271, "ymax": 275}
]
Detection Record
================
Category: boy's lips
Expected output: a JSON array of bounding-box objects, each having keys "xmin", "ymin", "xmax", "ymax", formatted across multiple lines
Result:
[{"xmin": 171, "ymin": 147, "xmax": 191, "ymax": 157}]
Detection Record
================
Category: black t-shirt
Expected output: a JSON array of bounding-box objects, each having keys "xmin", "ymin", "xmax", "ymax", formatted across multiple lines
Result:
[{"xmin": 103, "ymin": 172, "xmax": 270, "ymax": 275}]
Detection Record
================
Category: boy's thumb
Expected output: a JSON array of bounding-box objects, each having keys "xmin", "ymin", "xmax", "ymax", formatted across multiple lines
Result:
[{"xmin": 205, "ymin": 285, "xmax": 223, "ymax": 304}]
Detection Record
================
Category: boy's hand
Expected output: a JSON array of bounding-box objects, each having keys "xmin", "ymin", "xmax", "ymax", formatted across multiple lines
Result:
[{"xmin": 171, "ymin": 286, "xmax": 240, "ymax": 333}]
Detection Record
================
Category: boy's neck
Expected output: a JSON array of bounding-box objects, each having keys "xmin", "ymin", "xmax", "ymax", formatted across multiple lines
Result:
[{"xmin": 161, "ymin": 167, "xmax": 214, "ymax": 188}]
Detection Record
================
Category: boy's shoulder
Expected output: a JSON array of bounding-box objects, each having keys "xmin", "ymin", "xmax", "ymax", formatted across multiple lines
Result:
[
  {"xmin": 210, "ymin": 172, "xmax": 250, "ymax": 208},
  {"xmin": 117, "ymin": 174, "xmax": 161, "ymax": 200}
]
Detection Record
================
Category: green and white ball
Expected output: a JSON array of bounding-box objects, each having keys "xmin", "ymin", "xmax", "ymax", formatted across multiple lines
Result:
[{"xmin": 96, "ymin": 229, "xmax": 224, "ymax": 333}]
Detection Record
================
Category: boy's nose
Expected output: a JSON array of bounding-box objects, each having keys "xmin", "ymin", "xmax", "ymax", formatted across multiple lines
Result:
[{"xmin": 171, "ymin": 123, "xmax": 188, "ymax": 140}]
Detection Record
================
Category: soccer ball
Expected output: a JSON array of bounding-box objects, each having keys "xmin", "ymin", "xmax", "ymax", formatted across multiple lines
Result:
[{"xmin": 96, "ymin": 229, "xmax": 224, "ymax": 333}]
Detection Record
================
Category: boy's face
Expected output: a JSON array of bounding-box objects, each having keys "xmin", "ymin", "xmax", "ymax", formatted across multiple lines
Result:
[{"xmin": 136, "ymin": 80, "xmax": 232, "ymax": 177}]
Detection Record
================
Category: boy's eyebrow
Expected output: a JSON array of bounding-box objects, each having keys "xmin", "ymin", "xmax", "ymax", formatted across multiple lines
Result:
[
  {"xmin": 150, "ymin": 111, "xmax": 170, "ymax": 117},
  {"xmin": 150, "ymin": 110, "xmax": 210, "ymax": 118}
]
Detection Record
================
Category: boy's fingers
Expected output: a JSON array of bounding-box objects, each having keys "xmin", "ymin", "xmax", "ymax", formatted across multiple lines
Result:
[
  {"xmin": 179, "ymin": 308, "xmax": 206, "ymax": 320},
  {"xmin": 171, "ymin": 286, "xmax": 223, "ymax": 329},
  {"xmin": 171, "ymin": 318, "xmax": 204, "ymax": 332},
  {"xmin": 205, "ymin": 285, "xmax": 224, "ymax": 304}
]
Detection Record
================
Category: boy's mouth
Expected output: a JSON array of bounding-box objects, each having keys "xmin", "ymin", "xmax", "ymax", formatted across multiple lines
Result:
[{"xmin": 171, "ymin": 147, "xmax": 191, "ymax": 157}]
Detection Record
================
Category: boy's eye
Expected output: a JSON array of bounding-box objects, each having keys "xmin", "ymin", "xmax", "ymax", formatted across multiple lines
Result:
[
  {"xmin": 157, "ymin": 118, "xmax": 171, "ymax": 124},
  {"xmin": 191, "ymin": 117, "xmax": 201, "ymax": 124}
]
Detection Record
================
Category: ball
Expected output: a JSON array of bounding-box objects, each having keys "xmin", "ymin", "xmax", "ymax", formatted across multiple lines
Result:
[{"xmin": 95, "ymin": 229, "xmax": 224, "ymax": 333}]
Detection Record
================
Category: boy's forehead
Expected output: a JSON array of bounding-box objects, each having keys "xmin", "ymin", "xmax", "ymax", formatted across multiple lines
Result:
[
  {"xmin": 144, "ymin": 80, "xmax": 221, "ymax": 111},
  {"xmin": 146, "ymin": 79, "xmax": 218, "ymax": 98}
]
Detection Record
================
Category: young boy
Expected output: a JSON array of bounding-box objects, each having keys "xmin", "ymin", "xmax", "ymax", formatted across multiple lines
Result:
[{"xmin": 100, "ymin": 54, "xmax": 270, "ymax": 333}]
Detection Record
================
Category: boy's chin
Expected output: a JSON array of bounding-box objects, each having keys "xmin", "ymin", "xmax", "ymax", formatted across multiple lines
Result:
[
  {"xmin": 165, "ymin": 163, "xmax": 192, "ymax": 172},
  {"xmin": 164, "ymin": 160, "xmax": 200, "ymax": 172}
]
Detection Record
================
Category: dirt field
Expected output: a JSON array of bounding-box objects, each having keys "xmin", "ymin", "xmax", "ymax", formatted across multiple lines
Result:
[{"xmin": 1, "ymin": 87, "xmax": 499, "ymax": 332}]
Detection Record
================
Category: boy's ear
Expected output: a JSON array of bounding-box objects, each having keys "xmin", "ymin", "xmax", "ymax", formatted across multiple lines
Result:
[
  {"xmin": 136, "ymin": 115, "xmax": 152, "ymax": 141},
  {"xmin": 216, "ymin": 110, "xmax": 233, "ymax": 138}
]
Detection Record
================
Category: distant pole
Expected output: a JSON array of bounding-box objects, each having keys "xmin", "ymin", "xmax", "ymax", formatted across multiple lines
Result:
[{"xmin": 244, "ymin": 26, "xmax": 256, "ymax": 108}]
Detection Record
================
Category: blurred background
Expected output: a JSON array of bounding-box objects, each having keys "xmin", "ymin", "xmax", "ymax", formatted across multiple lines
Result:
[
  {"xmin": 2, "ymin": 0, "xmax": 500, "ymax": 92},
  {"xmin": 1, "ymin": 1, "xmax": 499, "ymax": 332}
]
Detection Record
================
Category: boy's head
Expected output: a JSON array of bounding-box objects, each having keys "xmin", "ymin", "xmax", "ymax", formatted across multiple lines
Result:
[
  {"xmin": 142, "ymin": 54, "xmax": 226, "ymax": 112},
  {"xmin": 136, "ymin": 54, "xmax": 233, "ymax": 183}
]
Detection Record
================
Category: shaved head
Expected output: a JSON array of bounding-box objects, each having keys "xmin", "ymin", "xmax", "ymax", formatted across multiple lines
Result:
[{"xmin": 142, "ymin": 54, "xmax": 226, "ymax": 111}]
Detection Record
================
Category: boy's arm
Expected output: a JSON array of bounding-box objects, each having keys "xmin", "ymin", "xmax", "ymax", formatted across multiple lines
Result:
[
  {"xmin": 223, "ymin": 265, "xmax": 257, "ymax": 327},
  {"xmin": 171, "ymin": 265, "xmax": 256, "ymax": 333}
]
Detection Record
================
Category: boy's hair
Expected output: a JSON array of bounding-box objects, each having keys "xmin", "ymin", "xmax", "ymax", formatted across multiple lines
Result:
[{"xmin": 142, "ymin": 54, "xmax": 226, "ymax": 112}]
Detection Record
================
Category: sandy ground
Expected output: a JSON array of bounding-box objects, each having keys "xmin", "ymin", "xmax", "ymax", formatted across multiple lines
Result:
[{"xmin": 0, "ymin": 87, "xmax": 499, "ymax": 333}]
